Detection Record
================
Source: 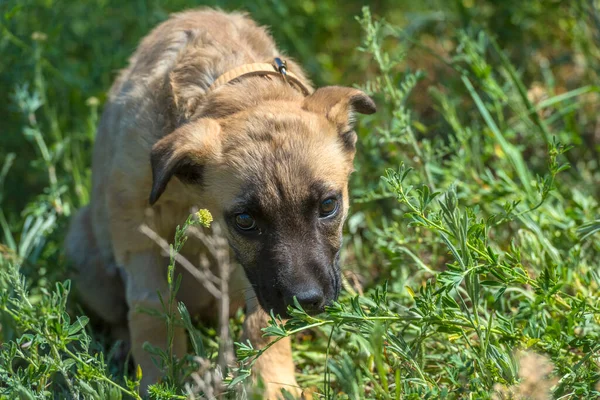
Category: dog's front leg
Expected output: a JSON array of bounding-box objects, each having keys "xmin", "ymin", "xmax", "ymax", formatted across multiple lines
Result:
[
  {"xmin": 242, "ymin": 296, "xmax": 301, "ymax": 399},
  {"xmin": 125, "ymin": 251, "xmax": 188, "ymax": 393}
]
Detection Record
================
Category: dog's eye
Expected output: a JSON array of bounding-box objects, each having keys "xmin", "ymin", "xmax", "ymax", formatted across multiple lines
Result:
[
  {"xmin": 319, "ymin": 198, "xmax": 339, "ymax": 218},
  {"xmin": 235, "ymin": 213, "xmax": 256, "ymax": 231}
]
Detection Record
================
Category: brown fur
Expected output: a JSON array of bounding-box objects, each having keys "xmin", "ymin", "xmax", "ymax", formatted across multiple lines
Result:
[{"xmin": 65, "ymin": 8, "xmax": 374, "ymax": 399}]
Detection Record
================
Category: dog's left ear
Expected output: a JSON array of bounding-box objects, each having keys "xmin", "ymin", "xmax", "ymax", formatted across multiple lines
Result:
[
  {"xmin": 149, "ymin": 119, "xmax": 221, "ymax": 205},
  {"xmin": 302, "ymin": 86, "xmax": 375, "ymax": 148}
]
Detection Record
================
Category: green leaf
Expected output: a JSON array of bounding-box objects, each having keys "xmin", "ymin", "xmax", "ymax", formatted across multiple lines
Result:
[{"xmin": 67, "ymin": 316, "xmax": 89, "ymax": 337}]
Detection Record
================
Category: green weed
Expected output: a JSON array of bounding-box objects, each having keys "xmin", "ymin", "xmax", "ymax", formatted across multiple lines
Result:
[{"xmin": 1, "ymin": 1, "xmax": 599, "ymax": 399}]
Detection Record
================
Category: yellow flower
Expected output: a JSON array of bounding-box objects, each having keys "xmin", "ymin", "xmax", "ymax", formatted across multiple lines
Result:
[{"xmin": 196, "ymin": 209, "xmax": 213, "ymax": 228}]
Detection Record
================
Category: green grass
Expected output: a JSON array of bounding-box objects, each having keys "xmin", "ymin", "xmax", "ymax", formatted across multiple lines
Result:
[{"xmin": 1, "ymin": 0, "xmax": 600, "ymax": 399}]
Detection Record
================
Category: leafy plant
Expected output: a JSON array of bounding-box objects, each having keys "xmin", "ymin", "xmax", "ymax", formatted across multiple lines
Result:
[
  {"xmin": 1, "ymin": 1, "xmax": 600, "ymax": 399},
  {"xmin": 0, "ymin": 262, "xmax": 140, "ymax": 399}
]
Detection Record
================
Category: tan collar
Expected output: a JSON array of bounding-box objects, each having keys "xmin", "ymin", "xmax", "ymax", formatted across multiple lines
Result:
[{"xmin": 208, "ymin": 57, "xmax": 312, "ymax": 96}]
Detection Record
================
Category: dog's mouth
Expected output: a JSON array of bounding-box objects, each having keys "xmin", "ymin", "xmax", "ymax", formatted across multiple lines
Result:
[{"xmin": 252, "ymin": 259, "xmax": 341, "ymax": 318}]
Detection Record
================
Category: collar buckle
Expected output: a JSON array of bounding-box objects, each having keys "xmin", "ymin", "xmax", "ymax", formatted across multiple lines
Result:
[{"xmin": 273, "ymin": 57, "xmax": 288, "ymax": 83}]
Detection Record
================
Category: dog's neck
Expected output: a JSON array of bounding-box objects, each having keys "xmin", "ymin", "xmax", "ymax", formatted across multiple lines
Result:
[
  {"xmin": 164, "ymin": 60, "xmax": 312, "ymax": 131},
  {"xmin": 197, "ymin": 77, "xmax": 308, "ymax": 120},
  {"xmin": 208, "ymin": 59, "xmax": 311, "ymax": 96}
]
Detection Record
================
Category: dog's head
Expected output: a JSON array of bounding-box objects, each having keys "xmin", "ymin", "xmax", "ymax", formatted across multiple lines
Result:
[{"xmin": 149, "ymin": 86, "xmax": 375, "ymax": 316}]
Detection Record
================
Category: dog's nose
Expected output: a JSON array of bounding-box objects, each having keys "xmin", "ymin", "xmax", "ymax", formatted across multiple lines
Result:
[{"xmin": 293, "ymin": 286, "xmax": 325, "ymax": 313}]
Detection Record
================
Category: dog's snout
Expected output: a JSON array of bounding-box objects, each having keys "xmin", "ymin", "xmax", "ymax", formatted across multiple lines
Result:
[{"xmin": 289, "ymin": 284, "xmax": 325, "ymax": 314}]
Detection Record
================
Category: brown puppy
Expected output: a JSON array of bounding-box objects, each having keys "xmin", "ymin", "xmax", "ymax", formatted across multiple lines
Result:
[{"xmin": 65, "ymin": 8, "xmax": 374, "ymax": 399}]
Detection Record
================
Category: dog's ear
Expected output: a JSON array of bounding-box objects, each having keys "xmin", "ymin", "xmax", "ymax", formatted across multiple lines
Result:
[
  {"xmin": 302, "ymin": 86, "xmax": 376, "ymax": 124},
  {"xmin": 302, "ymin": 86, "xmax": 375, "ymax": 148},
  {"xmin": 149, "ymin": 119, "xmax": 221, "ymax": 205}
]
